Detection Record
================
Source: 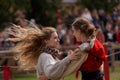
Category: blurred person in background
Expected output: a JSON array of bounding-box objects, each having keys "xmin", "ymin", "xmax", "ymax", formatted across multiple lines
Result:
[
  {"xmin": 106, "ymin": 13, "xmax": 113, "ymax": 25},
  {"xmin": 95, "ymin": 25, "xmax": 105, "ymax": 44},
  {"xmin": 103, "ymin": 22, "xmax": 116, "ymax": 44},
  {"xmin": 92, "ymin": 9, "xmax": 100, "ymax": 26},
  {"xmin": 111, "ymin": 8, "xmax": 118, "ymax": 25},
  {"xmin": 114, "ymin": 17, "xmax": 120, "ymax": 43},
  {"xmin": 98, "ymin": 9, "xmax": 107, "ymax": 32},
  {"xmin": 64, "ymin": 8, "xmax": 75, "ymax": 29},
  {"xmin": 13, "ymin": 17, "xmax": 29, "ymax": 28},
  {"xmin": 81, "ymin": 8, "xmax": 93, "ymax": 21},
  {"xmin": 60, "ymin": 28, "xmax": 76, "ymax": 52},
  {"xmin": 103, "ymin": 22, "xmax": 116, "ymax": 65}
]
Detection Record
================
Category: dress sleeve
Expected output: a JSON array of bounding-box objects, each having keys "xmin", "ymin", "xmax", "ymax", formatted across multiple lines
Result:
[
  {"xmin": 40, "ymin": 53, "xmax": 71, "ymax": 80},
  {"xmin": 91, "ymin": 39, "xmax": 106, "ymax": 61},
  {"xmin": 94, "ymin": 48, "xmax": 106, "ymax": 61}
]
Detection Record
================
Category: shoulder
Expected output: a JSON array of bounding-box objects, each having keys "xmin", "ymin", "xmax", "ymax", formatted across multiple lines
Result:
[
  {"xmin": 41, "ymin": 52, "xmax": 53, "ymax": 57},
  {"xmin": 40, "ymin": 52, "xmax": 50, "ymax": 57},
  {"xmin": 94, "ymin": 39, "xmax": 104, "ymax": 47},
  {"xmin": 38, "ymin": 52, "xmax": 52, "ymax": 61},
  {"xmin": 38, "ymin": 52, "xmax": 57, "ymax": 64},
  {"xmin": 91, "ymin": 38, "xmax": 104, "ymax": 51}
]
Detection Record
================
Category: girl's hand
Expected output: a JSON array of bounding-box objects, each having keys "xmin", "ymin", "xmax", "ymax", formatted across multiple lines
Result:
[{"xmin": 67, "ymin": 50, "xmax": 81, "ymax": 60}]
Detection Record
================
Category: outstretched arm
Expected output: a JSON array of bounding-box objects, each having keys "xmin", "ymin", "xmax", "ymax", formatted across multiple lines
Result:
[{"xmin": 37, "ymin": 52, "xmax": 80, "ymax": 80}]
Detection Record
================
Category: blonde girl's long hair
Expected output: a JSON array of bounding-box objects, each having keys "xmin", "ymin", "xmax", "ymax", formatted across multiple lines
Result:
[{"xmin": 7, "ymin": 23, "xmax": 56, "ymax": 69}]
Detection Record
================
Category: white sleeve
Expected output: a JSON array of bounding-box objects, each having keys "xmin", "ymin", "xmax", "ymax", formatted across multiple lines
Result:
[
  {"xmin": 78, "ymin": 43, "xmax": 90, "ymax": 51},
  {"xmin": 40, "ymin": 53, "xmax": 70, "ymax": 80},
  {"xmin": 78, "ymin": 37, "xmax": 95, "ymax": 51}
]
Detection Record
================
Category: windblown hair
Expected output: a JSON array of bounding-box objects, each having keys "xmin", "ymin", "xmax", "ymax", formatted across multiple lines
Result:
[
  {"xmin": 72, "ymin": 17, "xmax": 96, "ymax": 37},
  {"xmin": 7, "ymin": 23, "xmax": 56, "ymax": 69}
]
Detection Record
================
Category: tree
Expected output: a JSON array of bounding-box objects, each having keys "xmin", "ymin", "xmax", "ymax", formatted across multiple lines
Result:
[
  {"xmin": 0, "ymin": 0, "xmax": 30, "ymax": 30},
  {"xmin": 30, "ymin": 0, "xmax": 61, "ymax": 26},
  {"xmin": 0, "ymin": 0, "xmax": 61, "ymax": 30}
]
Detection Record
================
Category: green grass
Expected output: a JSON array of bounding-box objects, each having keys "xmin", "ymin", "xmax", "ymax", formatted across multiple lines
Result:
[
  {"xmin": 10, "ymin": 74, "xmax": 37, "ymax": 80},
  {"xmin": 10, "ymin": 73, "xmax": 80, "ymax": 80},
  {"xmin": 109, "ymin": 67, "xmax": 120, "ymax": 80},
  {"xmin": 64, "ymin": 73, "xmax": 81, "ymax": 80},
  {"xmin": 0, "ymin": 67, "xmax": 120, "ymax": 80}
]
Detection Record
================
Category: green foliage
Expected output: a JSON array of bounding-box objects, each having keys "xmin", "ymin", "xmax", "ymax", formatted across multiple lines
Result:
[
  {"xmin": 10, "ymin": 73, "xmax": 37, "ymax": 80},
  {"xmin": 0, "ymin": 0, "xmax": 61, "ymax": 30},
  {"xmin": 1, "ymin": 67, "xmax": 120, "ymax": 80},
  {"xmin": 0, "ymin": 0, "xmax": 30, "ymax": 29},
  {"xmin": 0, "ymin": 0, "xmax": 118, "ymax": 30},
  {"xmin": 30, "ymin": 0, "xmax": 61, "ymax": 26}
]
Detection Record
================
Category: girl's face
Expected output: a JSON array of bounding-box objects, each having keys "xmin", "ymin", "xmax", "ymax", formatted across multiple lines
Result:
[
  {"xmin": 106, "ymin": 23, "xmax": 112, "ymax": 31},
  {"xmin": 47, "ymin": 32, "xmax": 60, "ymax": 48},
  {"xmin": 72, "ymin": 26, "xmax": 81, "ymax": 41}
]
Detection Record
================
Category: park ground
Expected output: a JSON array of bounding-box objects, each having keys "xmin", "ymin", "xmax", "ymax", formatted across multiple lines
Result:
[{"xmin": 0, "ymin": 67, "xmax": 119, "ymax": 80}]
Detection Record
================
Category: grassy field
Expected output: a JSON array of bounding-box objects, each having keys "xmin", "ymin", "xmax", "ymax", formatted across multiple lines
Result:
[
  {"xmin": 109, "ymin": 67, "xmax": 120, "ymax": 80},
  {"xmin": 0, "ymin": 67, "xmax": 120, "ymax": 80}
]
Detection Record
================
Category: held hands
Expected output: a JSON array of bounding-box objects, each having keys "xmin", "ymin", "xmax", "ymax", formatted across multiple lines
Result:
[
  {"xmin": 67, "ymin": 50, "xmax": 81, "ymax": 60},
  {"xmin": 67, "ymin": 42, "xmax": 91, "ymax": 61}
]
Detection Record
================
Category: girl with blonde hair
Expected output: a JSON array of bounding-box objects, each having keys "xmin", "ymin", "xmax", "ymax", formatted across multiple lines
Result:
[{"xmin": 7, "ymin": 24, "xmax": 82, "ymax": 80}]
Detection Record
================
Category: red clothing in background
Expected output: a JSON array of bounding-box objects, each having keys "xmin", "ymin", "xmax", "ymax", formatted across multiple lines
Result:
[
  {"xmin": 3, "ymin": 66, "xmax": 10, "ymax": 80},
  {"xmin": 96, "ymin": 29, "xmax": 105, "ymax": 43},
  {"xmin": 116, "ymin": 29, "xmax": 120, "ymax": 43}
]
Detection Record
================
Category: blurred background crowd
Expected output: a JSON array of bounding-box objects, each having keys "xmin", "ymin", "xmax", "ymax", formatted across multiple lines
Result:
[{"xmin": 0, "ymin": 0, "xmax": 120, "ymax": 66}]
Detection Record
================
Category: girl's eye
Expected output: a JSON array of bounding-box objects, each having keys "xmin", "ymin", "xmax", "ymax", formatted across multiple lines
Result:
[{"xmin": 54, "ymin": 37, "xmax": 58, "ymax": 39}]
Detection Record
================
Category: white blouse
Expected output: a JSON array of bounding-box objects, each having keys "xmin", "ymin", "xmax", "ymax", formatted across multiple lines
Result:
[{"xmin": 36, "ymin": 52, "xmax": 71, "ymax": 80}]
